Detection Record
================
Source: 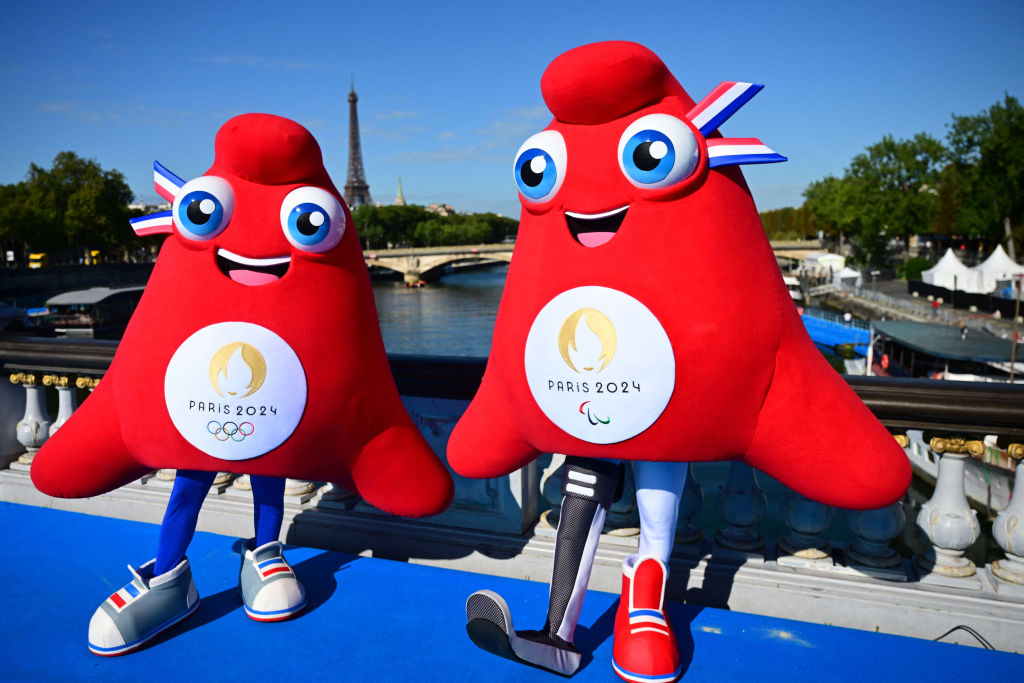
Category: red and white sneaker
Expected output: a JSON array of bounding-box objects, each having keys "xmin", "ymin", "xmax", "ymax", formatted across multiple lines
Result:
[{"xmin": 611, "ymin": 554, "xmax": 681, "ymax": 683}]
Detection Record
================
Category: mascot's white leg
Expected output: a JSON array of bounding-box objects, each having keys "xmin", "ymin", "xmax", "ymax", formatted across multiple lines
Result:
[
  {"xmin": 465, "ymin": 457, "xmax": 621, "ymax": 676},
  {"xmin": 612, "ymin": 461, "xmax": 688, "ymax": 683}
]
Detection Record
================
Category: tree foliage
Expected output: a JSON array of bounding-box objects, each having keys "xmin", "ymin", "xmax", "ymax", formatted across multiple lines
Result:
[
  {"xmin": 0, "ymin": 151, "xmax": 135, "ymax": 263},
  {"xmin": 946, "ymin": 94, "xmax": 1024, "ymax": 254},
  {"xmin": 351, "ymin": 204, "xmax": 517, "ymax": 249},
  {"xmin": 798, "ymin": 96, "xmax": 1024, "ymax": 265}
]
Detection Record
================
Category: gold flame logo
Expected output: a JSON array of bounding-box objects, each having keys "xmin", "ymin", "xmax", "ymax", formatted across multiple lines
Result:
[
  {"xmin": 209, "ymin": 342, "xmax": 267, "ymax": 398},
  {"xmin": 557, "ymin": 308, "xmax": 616, "ymax": 373}
]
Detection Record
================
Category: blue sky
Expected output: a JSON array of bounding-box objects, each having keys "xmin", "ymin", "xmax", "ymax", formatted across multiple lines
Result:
[{"xmin": 2, "ymin": 1, "xmax": 1021, "ymax": 219}]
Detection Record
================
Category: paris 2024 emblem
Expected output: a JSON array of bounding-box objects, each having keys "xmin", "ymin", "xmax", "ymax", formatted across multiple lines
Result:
[
  {"xmin": 164, "ymin": 321, "xmax": 307, "ymax": 460},
  {"xmin": 524, "ymin": 286, "xmax": 674, "ymax": 444}
]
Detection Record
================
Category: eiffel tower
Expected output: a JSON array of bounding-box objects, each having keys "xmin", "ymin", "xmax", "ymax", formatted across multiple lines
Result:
[{"xmin": 344, "ymin": 78, "xmax": 373, "ymax": 208}]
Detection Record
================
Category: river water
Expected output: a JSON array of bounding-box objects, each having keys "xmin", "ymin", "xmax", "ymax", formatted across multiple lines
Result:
[{"xmin": 372, "ymin": 266, "xmax": 506, "ymax": 357}]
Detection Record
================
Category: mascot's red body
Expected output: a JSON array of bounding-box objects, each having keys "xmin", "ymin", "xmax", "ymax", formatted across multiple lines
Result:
[
  {"xmin": 450, "ymin": 42, "xmax": 910, "ymax": 682},
  {"xmin": 448, "ymin": 44, "xmax": 908, "ymax": 508},
  {"xmin": 33, "ymin": 114, "xmax": 453, "ymax": 518}
]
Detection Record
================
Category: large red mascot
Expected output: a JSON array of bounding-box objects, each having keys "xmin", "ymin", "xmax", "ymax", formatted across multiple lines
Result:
[
  {"xmin": 32, "ymin": 114, "xmax": 453, "ymax": 655},
  {"xmin": 447, "ymin": 42, "xmax": 910, "ymax": 682}
]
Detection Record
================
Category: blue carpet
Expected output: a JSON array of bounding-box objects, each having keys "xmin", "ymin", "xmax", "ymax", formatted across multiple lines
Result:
[{"xmin": 3, "ymin": 502, "xmax": 1021, "ymax": 681}]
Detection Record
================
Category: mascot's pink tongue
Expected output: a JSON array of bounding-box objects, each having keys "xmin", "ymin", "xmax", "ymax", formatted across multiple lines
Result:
[
  {"xmin": 229, "ymin": 269, "xmax": 279, "ymax": 286},
  {"xmin": 578, "ymin": 232, "xmax": 616, "ymax": 248}
]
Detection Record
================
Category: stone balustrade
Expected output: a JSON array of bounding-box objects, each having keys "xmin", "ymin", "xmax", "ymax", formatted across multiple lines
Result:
[{"xmin": 1, "ymin": 337, "xmax": 1023, "ymax": 653}]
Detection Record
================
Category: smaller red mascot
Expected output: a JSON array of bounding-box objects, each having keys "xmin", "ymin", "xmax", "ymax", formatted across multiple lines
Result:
[
  {"xmin": 32, "ymin": 114, "xmax": 453, "ymax": 655},
  {"xmin": 449, "ymin": 42, "xmax": 910, "ymax": 682}
]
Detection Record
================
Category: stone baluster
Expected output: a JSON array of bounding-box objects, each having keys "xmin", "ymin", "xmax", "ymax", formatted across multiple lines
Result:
[
  {"xmin": 75, "ymin": 376, "xmax": 101, "ymax": 392},
  {"xmin": 843, "ymin": 434, "xmax": 908, "ymax": 580},
  {"xmin": 284, "ymin": 478, "xmax": 317, "ymax": 503},
  {"xmin": 673, "ymin": 465, "xmax": 704, "ymax": 559},
  {"xmin": 989, "ymin": 444, "xmax": 1024, "ymax": 595},
  {"xmin": 42, "ymin": 375, "xmax": 77, "ymax": 437},
  {"xmin": 845, "ymin": 502, "xmax": 908, "ymax": 579},
  {"xmin": 9, "ymin": 373, "xmax": 51, "ymax": 470},
  {"xmin": 210, "ymin": 471, "xmax": 235, "ymax": 493},
  {"xmin": 914, "ymin": 436, "xmax": 982, "ymax": 588},
  {"xmin": 230, "ymin": 473, "xmax": 316, "ymax": 503},
  {"xmin": 713, "ymin": 461, "xmax": 766, "ymax": 559},
  {"xmin": 317, "ymin": 482, "xmax": 361, "ymax": 510},
  {"xmin": 776, "ymin": 491, "xmax": 834, "ymax": 569}
]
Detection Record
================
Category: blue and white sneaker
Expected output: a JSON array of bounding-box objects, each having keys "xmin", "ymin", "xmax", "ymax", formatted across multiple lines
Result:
[
  {"xmin": 239, "ymin": 540, "xmax": 306, "ymax": 621},
  {"xmin": 88, "ymin": 558, "xmax": 199, "ymax": 656}
]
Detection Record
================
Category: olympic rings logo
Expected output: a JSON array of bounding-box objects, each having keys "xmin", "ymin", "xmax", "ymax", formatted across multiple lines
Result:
[{"xmin": 207, "ymin": 421, "xmax": 255, "ymax": 442}]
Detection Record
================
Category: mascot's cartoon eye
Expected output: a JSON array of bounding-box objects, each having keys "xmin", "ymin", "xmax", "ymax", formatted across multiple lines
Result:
[
  {"xmin": 172, "ymin": 176, "xmax": 234, "ymax": 241},
  {"xmin": 279, "ymin": 186, "xmax": 346, "ymax": 253},
  {"xmin": 513, "ymin": 130, "xmax": 567, "ymax": 203},
  {"xmin": 617, "ymin": 114, "xmax": 699, "ymax": 189}
]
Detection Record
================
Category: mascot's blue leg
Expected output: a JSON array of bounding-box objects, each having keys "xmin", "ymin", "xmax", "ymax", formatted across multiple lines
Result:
[
  {"xmin": 238, "ymin": 476, "xmax": 306, "ymax": 622},
  {"xmin": 250, "ymin": 476, "xmax": 285, "ymax": 546},
  {"xmin": 88, "ymin": 470, "xmax": 210, "ymax": 656},
  {"xmin": 466, "ymin": 457, "xmax": 622, "ymax": 676},
  {"xmin": 155, "ymin": 470, "xmax": 218, "ymax": 574}
]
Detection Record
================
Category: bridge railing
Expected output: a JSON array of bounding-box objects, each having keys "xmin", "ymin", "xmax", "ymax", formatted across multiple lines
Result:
[{"xmin": 1, "ymin": 336, "xmax": 1023, "ymax": 652}]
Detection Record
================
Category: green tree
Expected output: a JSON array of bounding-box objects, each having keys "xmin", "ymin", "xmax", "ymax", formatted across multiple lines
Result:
[
  {"xmin": 0, "ymin": 151, "xmax": 135, "ymax": 262},
  {"xmin": 845, "ymin": 133, "xmax": 946, "ymax": 261},
  {"xmin": 946, "ymin": 94, "xmax": 1024, "ymax": 258}
]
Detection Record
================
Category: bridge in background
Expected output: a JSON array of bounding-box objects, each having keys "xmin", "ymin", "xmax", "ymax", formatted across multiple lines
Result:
[{"xmin": 364, "ymin": 239, "xmax": 822, "ymax": 283}]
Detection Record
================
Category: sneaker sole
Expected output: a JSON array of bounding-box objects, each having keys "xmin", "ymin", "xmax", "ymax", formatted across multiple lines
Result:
[
  {"xmin": 243, "ymin": 597, "xmax": 307, "ymax": 622},
  {"xmin": 88, "ymin": 598, "xmax": 200, "ymax": 656},
  {"xmin": 612, "ymin": 657, "xmax": 683, "ymax": 683}
]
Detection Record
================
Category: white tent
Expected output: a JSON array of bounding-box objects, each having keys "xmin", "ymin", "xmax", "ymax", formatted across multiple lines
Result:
[
  {"xmin": 802, "ymin": 252, "xmax": 845, "ymax": 276},
  {"xmin": 833, "ymin": 266, "xmax": 862, "ymax": 288},
  {"xmin": 971, "ymin": 244, "xmax": 1024, "ymax": 293},
  {"xmin": 921, "ymin": 248, "xmax": 983, "ymax": 292}
]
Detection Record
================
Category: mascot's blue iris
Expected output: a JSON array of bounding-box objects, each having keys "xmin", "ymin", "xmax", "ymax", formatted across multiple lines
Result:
[
  {"xmin": 621, "ymin": 130, "xmax": 676, "ymax": 185},
  {"xmin": 515, "ymin": 148, "xmax": 558, "ymax": 200},
  {"xmin": 286, "ymin": 202, "xmax": 331, "ymax": 246},
  {"xmin": 177, "ymin": 190, "xmax": 225, "ymax": 236}
]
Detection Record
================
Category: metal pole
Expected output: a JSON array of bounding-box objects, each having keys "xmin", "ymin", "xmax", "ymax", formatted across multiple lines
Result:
[
  {"xmin": 865, "ymin": 326, "xmax": 874, "ymax": 376},
  {"xmin": 1010, "ymin": 274, "xmax": 1021, "ymax": 383}
]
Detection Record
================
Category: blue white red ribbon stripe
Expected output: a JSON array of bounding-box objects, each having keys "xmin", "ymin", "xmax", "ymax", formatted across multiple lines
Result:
[
  {"xmin": 687, "ymin": 81, "xmax": 764, "ymax": 137},
  {"xmin": 258, "ymin": 557, "xmax": 292, "ymax": 579},
  {"xmin": 130, "ymin": 211, "xmax": 174, "ymax": 236},
  {"xmin": 629, "ymin": 609, "xmax": 670, "ymax": 636},
  {"xmin": 106, "ymin": 582, "xmax": 143, "ymax": 613},
  {"xmin": 706, "ymin": 137, "xmax": 787, "ymax": 168},
  {"xmin": 154, "ymin": 160, "xmax": 184, "ymax": 202}
]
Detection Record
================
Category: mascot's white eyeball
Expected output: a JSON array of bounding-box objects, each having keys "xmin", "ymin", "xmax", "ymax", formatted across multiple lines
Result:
[
  {"xmin": 172, "ymin": 176, "xmax": 235, "ymax": 241},
  {"xmin": 617, "ymin": 114, "xmax": 699, "ymax": 189},
  {"xmin": 513, "ymin": 130, "xmax": 567, "ymax": 203},
  {"xmin": 279, "ymin": 187, "xmax": 346, "ymax": 253}
]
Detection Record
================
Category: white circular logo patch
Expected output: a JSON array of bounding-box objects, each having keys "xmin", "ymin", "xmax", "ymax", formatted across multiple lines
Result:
[
  {"xmin": 164, "ymin": 322, "xmax": 307, "ymax": 461},
  {"xmin": 524, "ymin": 286, "xmax": 675, "ymax": 444}
]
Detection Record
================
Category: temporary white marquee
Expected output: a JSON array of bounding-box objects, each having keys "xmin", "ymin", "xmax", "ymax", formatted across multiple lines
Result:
[
  {"xmin": 972, "ymin": 244, "xmax": 1024, "ymax": 293},
  {"xmin": 921, "ymin": 248, "xmax": 983, "ymax": 292}
]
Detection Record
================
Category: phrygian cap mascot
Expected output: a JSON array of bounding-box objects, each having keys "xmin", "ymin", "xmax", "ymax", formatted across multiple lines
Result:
[
  {"xmin": 447, "ymin": 41, "xmax": 910, "ymax": 682},
  {"xmin": 32, "ymin": 114, "xmax": 453, "ymax": 656}
]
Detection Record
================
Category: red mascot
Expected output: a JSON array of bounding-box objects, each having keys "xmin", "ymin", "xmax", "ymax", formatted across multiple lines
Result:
[
  {"xmin": 447, "ymin": 42, "xmax": 910, "ymax": 682},
  {"xmin": 32, "ymin": 114, "xmax": 453, "ymax": 655}
]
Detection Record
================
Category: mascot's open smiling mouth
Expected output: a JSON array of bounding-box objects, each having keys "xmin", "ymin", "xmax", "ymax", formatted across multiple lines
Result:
[
  {"xmin": 216, "ymin": 248, "xmax": 291, "ymax": 286},
  {"xmin": 565, "ymin": 205, "xmax": 629, "ymax": 248}
]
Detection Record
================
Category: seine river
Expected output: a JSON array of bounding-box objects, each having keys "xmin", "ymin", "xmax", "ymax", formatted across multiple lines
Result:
[{"xmin": 372, "ymin": 266, "xmax": 506, "ymax": 357}]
